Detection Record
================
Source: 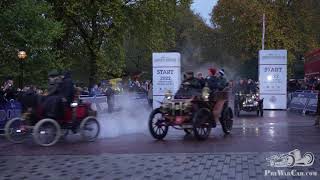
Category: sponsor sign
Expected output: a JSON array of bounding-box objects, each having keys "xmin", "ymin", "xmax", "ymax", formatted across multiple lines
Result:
[
  {"xmin": 152, "ymin": 53, "xmax": 181, "ymax": 109},
  {"xmin": 259, "ymin": 50, "xmax": 287, "ymax": 109}
]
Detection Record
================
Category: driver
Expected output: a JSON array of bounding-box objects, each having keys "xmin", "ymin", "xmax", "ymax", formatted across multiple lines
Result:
[
  {"xmin": 234, "ymin": 79, "xmax": 248, "ymax": 94},
  {"xmin": 182, "ymin": 71, "xmax": 202, "ymax": 89},
  {"xmin": 247, "ymin": 79, "xmax": 257, "ymax": 93}
]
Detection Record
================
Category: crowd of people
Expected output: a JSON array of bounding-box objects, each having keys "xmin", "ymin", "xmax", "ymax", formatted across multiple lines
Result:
[
  {"xmin": 288, "ymin": 77, "xmax": 320, "ymax": 92},
  {"xmin": 5, "ymin": 66, "xmax": 320, "ymax": 121}
]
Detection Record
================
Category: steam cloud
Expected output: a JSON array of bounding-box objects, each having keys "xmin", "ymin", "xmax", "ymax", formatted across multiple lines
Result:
[{"xmin": 98, "ymin": 93, "xmax": 151, "ymax": 138}]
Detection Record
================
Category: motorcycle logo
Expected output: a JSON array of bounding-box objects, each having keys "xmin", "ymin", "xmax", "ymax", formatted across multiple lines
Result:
[{"xmin": 266, "ymin": 149, "xmax": 314, "ymax": 167}]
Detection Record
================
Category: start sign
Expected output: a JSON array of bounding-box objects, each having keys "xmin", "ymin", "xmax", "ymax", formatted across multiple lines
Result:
[
  {"xmin": 152, "ymin": 52, "xmax": 181, "ymax": 109},
  {"xmin": 259, "ymin": 50, "xmax": 287, "ymax": 109}
]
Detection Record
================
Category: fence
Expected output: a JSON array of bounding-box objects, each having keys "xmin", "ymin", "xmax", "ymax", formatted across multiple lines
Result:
[{"xmin": 288, "ymin": 90, "xmax": 318, "ymax": 114}]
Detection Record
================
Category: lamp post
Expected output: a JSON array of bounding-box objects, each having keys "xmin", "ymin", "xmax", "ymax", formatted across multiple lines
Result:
[{"xmin": 18, "ymin": 50, "xmax": 27, "ymax": 89}]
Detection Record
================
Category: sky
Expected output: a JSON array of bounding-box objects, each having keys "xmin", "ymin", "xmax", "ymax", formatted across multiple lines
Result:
[{"xmin": 191, "ymin": 0, "xmax": 218, "ymax": 26}]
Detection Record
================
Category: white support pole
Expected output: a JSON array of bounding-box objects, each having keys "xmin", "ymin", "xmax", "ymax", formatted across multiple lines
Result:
[{"xmin": 262, "ymin": 13, "xmax": 265, "ymax": 50}]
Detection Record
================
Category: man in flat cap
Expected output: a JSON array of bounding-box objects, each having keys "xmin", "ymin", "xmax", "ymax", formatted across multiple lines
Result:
[{"xmin": 182, "ymin": 71, "xmax": 202, "ymax": 89}]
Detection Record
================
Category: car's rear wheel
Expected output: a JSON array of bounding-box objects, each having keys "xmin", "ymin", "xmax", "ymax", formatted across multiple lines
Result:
[
  {"xmin": 220, "ymin": 107, "xmax": 233, "ymax": 134},
  {"xmin": 148, "ymin": 108, "xmax": 168, "ymax": 140},
  {"xmin": 5, "ymin": 118, "xmax": 29, "ymax": 143},
  {"xmin": 193, "ymin": 108, "xmax": 212, "ymax": 140},
  {"xmin": 80, "ymin": 116, "xmax": 100, "ymax": 142},
  {"xmin": 33, "ymin": 118, "xmax": 61, "ymax": 146}
]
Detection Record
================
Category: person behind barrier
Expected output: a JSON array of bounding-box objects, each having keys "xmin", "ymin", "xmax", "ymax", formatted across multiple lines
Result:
[
  {"xmin": 0, "ymin": 76, "xmax": 16, "ymax": 102},
  {"xmin": 104, "ymin": 81, "xmax": 115, "ymax": 113}
]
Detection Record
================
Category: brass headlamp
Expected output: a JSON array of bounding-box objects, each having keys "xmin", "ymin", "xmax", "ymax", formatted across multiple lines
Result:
[
  {"xmin": 202, "ymin": 86, "xmax": 210, "ymax": 101},
  {"xmin": 164, "ymin": 90, "xmax": 173, "ymax": 100}
]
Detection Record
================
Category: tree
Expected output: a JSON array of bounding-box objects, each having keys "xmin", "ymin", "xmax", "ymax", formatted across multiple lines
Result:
[
  {"xmin": 211, "ymin": 0, "xmax": 320, "ymax": 78},
  {"xmin": 0, "ymin": 0, "xmax": 64, "ymax": 86}
]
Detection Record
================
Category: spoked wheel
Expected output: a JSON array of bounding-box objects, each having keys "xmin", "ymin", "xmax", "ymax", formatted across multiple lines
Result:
[
  {"xmin": 80, "ymin": 116, "xmax": 100, "ymax": 142},
  {"xmin": 220, "ymin": 107, "xmax": 233, "ymax": 135},
  {"xmin": 192, "ymin": 108, "xmax": 212, "ymax": 140},
  {"xmin": 5, "ymin": 118, "xmax": 30, "ymax": 143},
  {"xmin": 148, "ymin": 108, "xmax": 168, "ymax": 140},
  {"xmin": 33, "ymin": 119, "xmax": 61, "ymax": 147}
]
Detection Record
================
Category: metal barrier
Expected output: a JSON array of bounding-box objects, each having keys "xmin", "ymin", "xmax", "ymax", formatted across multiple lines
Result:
[
  {"xmin": 80, "ymin": 92, "xmax": 149, "ymax": 114},
  {"xmin": 0, "ymin": 100, "xmax": 22, "ymax": 131},
  {"xmin": 288, "ymin": 90, "xmax": 318, "ymax": 114}
]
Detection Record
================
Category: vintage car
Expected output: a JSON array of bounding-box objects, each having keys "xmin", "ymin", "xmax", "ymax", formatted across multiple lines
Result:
[
  {"xmin": 234, "ymin": 92, "xmax": 263, "ymax": 117},
  {"xmin": 4, "ymin": 93, "xmax": 100, "ymax": 146},
  {"xmin": 148, "ymin": 84, "xmax": 233, "ymax": 140}
]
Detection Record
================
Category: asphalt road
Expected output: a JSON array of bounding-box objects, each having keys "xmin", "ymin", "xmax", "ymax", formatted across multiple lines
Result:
[{"xmin": 1, "ymin": 110, "xmax": 320, "ymax": 180}]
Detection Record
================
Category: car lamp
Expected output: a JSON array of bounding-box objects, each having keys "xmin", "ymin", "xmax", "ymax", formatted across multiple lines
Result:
[
  {"xmin": 70, "ymin": 102, "xmax": 78, "ymax": 108},
  {"xmin": 164, "ymin": 90, "xmax": 173, "ymax": 100},
  {"xmin": 202, "ymin": 87, "xmax": 210, "ymax": 101}
]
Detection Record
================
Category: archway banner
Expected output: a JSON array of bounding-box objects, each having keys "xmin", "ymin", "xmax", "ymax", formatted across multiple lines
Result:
[{"xmin": 259, "ymin": 50, "xmax": 287, "ymax": 109}]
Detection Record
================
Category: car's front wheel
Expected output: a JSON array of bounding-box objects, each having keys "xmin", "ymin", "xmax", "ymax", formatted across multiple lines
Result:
[{"xmin": 148, "ymin": 108, "xmax": 168, "ymax": 140}]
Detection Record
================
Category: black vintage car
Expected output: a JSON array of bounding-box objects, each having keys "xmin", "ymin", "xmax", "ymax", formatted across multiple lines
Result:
[
  {"xmin": 148, "ymin": 84, "xmax": 233, "ymax": 141},
  {"xmin": 234, "ymin": 92, "xmax": 263, "ymax": 117}
]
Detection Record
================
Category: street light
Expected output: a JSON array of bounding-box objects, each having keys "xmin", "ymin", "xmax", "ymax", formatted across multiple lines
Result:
[{"xmin": 18, "ymin": 50, "xmax": 27, "ymax": 88}]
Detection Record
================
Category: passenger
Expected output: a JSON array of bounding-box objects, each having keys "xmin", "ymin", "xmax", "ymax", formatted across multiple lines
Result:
[
  {"xmin": 43, "ymin": 70, "xmax": 64, "ymax": 119},
  {"xmin": 206, "ymin": 68, "xmax": 219, "ymax": 92},
  {"xmin": 60, "ymin": 71, "xmax": 74, "ymax": 104},
  {"xmin": 104, "ymin": 82, "xmax": 115, "ymax": 113},
  {"xmin": 216, "ymin": 69, "xmax": 228, "ymax": 91},
  {"xmin": 196, "ymin": 72, "xmax": 206, "ymax": 89}
]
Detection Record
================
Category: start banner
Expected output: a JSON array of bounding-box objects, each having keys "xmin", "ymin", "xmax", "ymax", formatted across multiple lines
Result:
[
  {"xmin": 152, "ymin": 52, "xmax": 181, "ymax": 109},
  {"xmin": 259, "ymin": 50, "xmax": 287, "ymax": 109}
]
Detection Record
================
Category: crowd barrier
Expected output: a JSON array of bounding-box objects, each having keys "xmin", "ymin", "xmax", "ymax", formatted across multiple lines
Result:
[
  {"xmin": 0, "ymin": 100, "xmax": 22, "ymax": 131},
  {"xmin": 80, "ymin": 92, "xmax": 148, "ymax": 114},
  {"xmin": 288, "ymin": 90, "xmax": 318, "ymax": 114}
]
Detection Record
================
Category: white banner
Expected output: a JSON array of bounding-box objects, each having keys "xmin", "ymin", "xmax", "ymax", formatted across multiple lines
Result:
[
  {"xmin": 259, "ymin": 50, "xmax": 287, "ymax": 109},
  {"xmin": 152, "ymin": 52, "xmax": 181, "ymax": 109}
]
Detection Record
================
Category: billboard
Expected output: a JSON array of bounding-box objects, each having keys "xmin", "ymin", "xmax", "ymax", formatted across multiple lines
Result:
[
  {"xmin": 259, "ymin": 50, "xmax": 287, "ymax": 109},
  {"xmin": 152, "ymin": 53, "xmax": 181, "ymax": 109}
]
